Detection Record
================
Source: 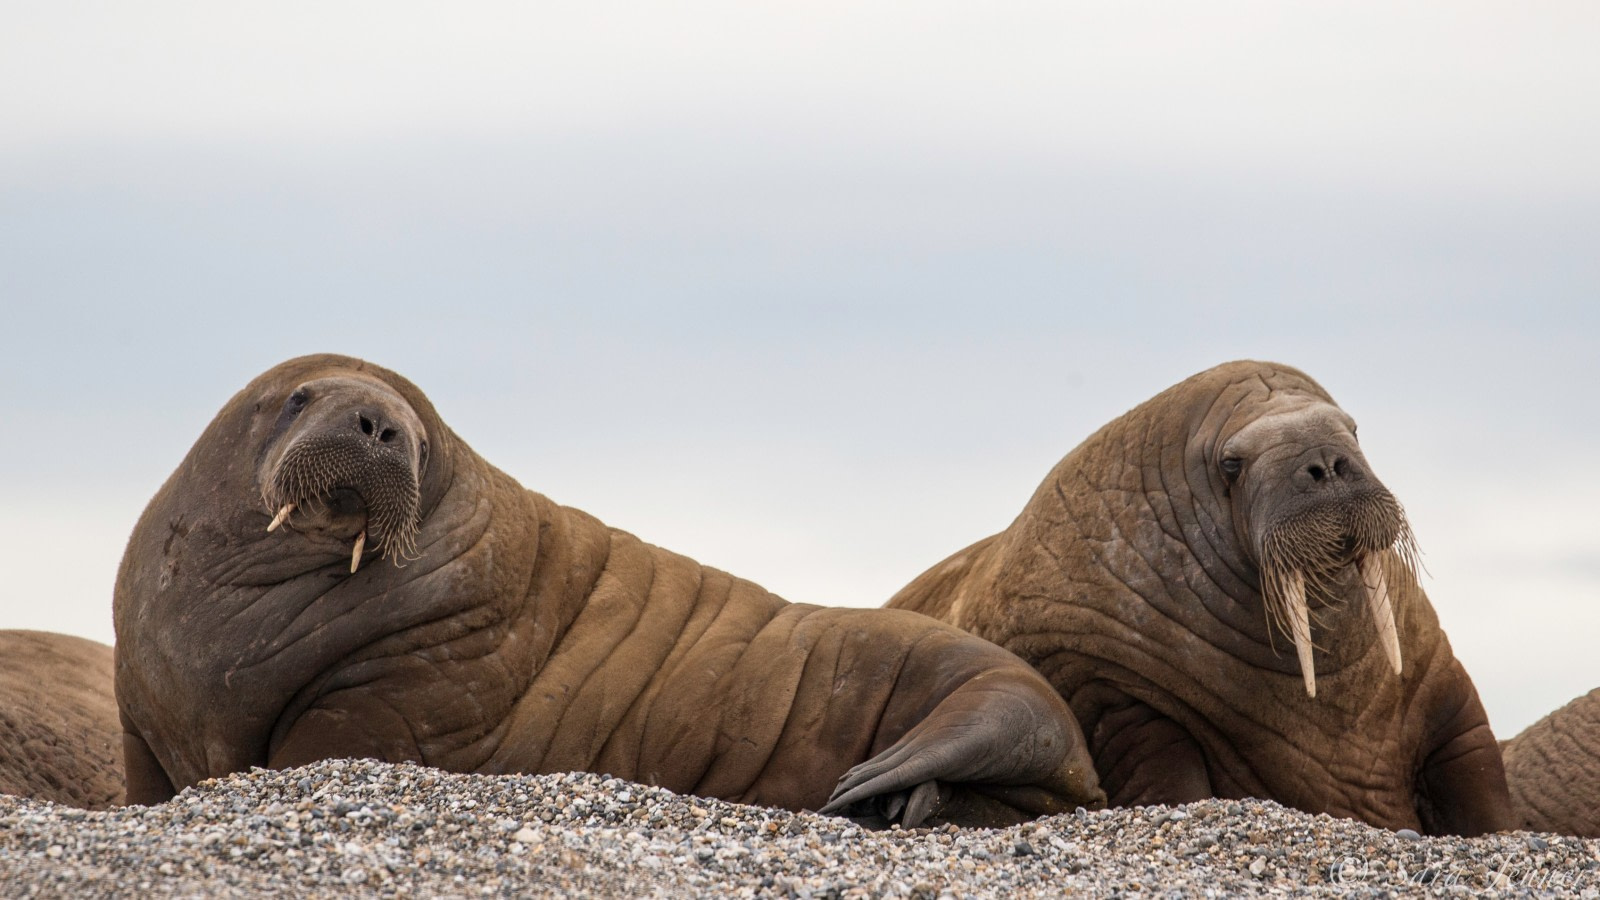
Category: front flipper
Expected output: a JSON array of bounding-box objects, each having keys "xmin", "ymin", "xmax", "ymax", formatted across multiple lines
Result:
[
  {"xmin": 1415, "ymin": 669, "xmax": 1514, "ymax": 836},
  {"xmin": 820, "ymin": 670, "xmax": 1104, "ymax": 828},
  {"xmin": 121, "ymin": 723, "xmax": 177, "ymax": 806}
]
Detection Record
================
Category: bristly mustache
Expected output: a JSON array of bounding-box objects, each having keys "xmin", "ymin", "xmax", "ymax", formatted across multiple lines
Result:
[
  {"xmin": 260, "ymin": 434, "xmax": 421, "ymax": 573},
  {"xmin": 1257, "ymin": 491, "xmax": 1420, "ymax": 698}
]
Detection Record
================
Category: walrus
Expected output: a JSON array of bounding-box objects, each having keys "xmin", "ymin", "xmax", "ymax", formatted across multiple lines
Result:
[
  {"xmin": 1502, "ymin": 689, "xmax": 1600, "ymax": 836},
  {"xmin": 888, "ymin": 360, "xmax": 1512, "ymax": 836},
  {"xmin": 0, "ymin": 630, "xmax": 124, "ymax": 809},
  {"xmin": 114, "ymin": 354, "xmax": 1104, "ymax": 826}
]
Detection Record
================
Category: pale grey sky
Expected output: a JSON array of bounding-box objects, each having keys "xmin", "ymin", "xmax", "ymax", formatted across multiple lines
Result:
[{"xmin": 2, "ymin": 2, "xmax": 1597, "ymax": 736}]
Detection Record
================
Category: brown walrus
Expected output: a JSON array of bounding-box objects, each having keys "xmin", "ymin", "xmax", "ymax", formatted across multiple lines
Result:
[
  {"xmin": 114, "ymin": 354, "xmax": 1104, "ymax": 826},
  {"xmin": 888, "ymin": 360, "xmax": 1512, "ymax": 836},
  {"xmin": 0, "ymin": 630, "xmax": 124, "ymax": 809},
  {"xmin": 1502, "ymin": 689, "xmax": 1600, "ymax": 836}
]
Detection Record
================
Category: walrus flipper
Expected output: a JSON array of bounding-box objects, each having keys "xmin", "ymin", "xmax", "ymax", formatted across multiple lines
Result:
[{"xmin": 820, "ymin": 671, "xmax": 1104, "ymax": 828}]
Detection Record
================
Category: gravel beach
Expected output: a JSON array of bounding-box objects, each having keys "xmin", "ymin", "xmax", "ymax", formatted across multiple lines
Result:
[{"xmin": 1, "ymin": 758, "xmax": 1594, "ymax": 898}]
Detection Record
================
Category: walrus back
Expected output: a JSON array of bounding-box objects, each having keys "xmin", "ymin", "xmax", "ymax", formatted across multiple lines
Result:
[
  {"xmin": 887, "ymin": 535, "xmax": 1002, "ymax": 622},
  {"xmin": 1502, "ymin": 689, "xmax": 1600, "ymax": 837},
  {"xmin": 0, "ymin": 630, "xmax": 124, "ymax": 809},
  {"xmin": 492, "ymin": 500, "xmax": 1052, "ymax": 812}
]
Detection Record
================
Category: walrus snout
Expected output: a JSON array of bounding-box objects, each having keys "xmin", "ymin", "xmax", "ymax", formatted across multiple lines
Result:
[
  {"xmin": 258, "ymin": 377, "xmax": 427, "ymax": 574},
  {"xmin": 1255, "ymin": 481, "xmax": 1415, "ymax": 699}
]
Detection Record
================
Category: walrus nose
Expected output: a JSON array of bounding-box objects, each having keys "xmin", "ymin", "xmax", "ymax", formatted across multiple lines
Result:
[
  {"xmin": 353, "ymin": 410, "xmax": 401, "ymax": 445},
  {"xmin": 1298, "ymin": 449, "xmax": 1363, "ymax": 488}
]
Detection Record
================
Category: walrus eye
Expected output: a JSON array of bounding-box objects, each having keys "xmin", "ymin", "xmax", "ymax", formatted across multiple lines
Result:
[
  {"xmin": 1219, "ymin": 457, "xmax": 1244, "ymax": 483},
  {"xmin": 284, "ymin": 388, "xmax": 310, "ymax": 415}
]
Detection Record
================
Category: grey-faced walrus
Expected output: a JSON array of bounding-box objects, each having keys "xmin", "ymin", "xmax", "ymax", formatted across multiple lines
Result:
[
  {"xmin": 888, "ymin": 360, "xmax": 1512, "ymax": 836},
  {"xmin": 114, "ymin": 354, "xmax": 1104, "ymax": 826},
  {"xmin": 1502, "ymin": 689, "xmax": 1600, "ymax": 837},
  {"xmin": 0, "ymin": 630, "xmax": 124, "ymax": 809}
]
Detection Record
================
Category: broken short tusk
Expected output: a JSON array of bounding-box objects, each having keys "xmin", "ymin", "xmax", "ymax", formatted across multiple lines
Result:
[
  {"xmin": 350, "ymin": 530, "xmax": 366, "ymax": 574},
  {"xmin": 267, "ymin": 502, "xmax": 296, "ymax": 532}
]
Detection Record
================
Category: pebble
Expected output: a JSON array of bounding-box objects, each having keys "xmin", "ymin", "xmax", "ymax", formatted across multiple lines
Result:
[{"xmin": 0, "ymin": 758, "xmax": 1595, "ymax": 898}]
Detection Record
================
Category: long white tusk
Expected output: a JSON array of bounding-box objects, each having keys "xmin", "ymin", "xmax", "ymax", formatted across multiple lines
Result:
[
  {"xmin": 267, "ymin": 503, "xmax": 296, "ymax": 532},
  {"xmin": 1285, "ymin": 569, "xmax": 1316, "ymax": 698},
  {"xmin": 1359, "ymin": 553, "xmax": 1403, "ymax": 676},
  {"xmin": 350, "ymin": 530, "xmax": 366, "ymax": 574}
]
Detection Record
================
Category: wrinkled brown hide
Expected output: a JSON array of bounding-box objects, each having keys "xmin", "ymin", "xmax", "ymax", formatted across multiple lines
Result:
[
  {"xmin": 0, "ymin": 630, "xmax": 124, "ymax": 809},
  {"xmin": 889, "ymin": 360, "xmax": 1512, "ymax": 836},
  {"xmin": 1503, "ymin": 689, "xmax": 1600, "ymax": 836},
  {"xmin": 114, "ymin": 354, "xmax": 1103, "ymax": 826}
]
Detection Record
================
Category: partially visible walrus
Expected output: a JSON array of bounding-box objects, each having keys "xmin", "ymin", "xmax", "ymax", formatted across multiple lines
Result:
[
  {"xmin": 0, "ymin": 630, "xmax": 124, "ymax": 809},
  {"xmin": 114, "ymin": 354, "xmax": 1104, "ymax": 826},
  {"xmin": 889, "ymin": 360, "xmax": 1512, "ymax": 836},
  {"xmin": 1503, "ymin": 689, "xmax": 1600, "ymax": 836}
]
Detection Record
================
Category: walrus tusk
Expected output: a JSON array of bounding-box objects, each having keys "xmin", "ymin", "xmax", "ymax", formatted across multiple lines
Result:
[
  {"xmin": 350, "ymin": 530, "xmax": 366, "ymax": 574},
  {"xmin": 267, "ymin": 502, "xmax": 296, "ymax": 532},
  {"xmin": 1285, "ymin": 569, "xmax": 1315, "ymax": 698},
  {"xmin": 1359, "ymin": 553, "xmax": 1403, "ymax": 676}
]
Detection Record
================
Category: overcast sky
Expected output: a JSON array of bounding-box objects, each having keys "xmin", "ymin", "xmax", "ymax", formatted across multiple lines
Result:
[{"xmin": 2, "ymin": 2, "xmax": 1596, "ymax": 737}]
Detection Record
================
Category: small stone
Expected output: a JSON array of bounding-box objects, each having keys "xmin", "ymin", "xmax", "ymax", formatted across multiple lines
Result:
[
  {"xmin": 1249, "ymin": 857, "xmax": 1267, "ymax": 877},
  {"xmin": 1527, "ymin": 835, "xmax": 1550, "ymax": 851},
  {"xmin": 512, "ymin": 827, "xmax": 539, "ymax": 843},
  {"xmin": 1168, "ymin": 809, "xmax": 1188, "ymax": 821},
  {"xmin": 1394, "ymin": 828, "xmax": 1422, "ymax": 841}
]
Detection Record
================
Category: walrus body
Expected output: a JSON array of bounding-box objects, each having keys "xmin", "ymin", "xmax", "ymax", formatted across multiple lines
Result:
[
  {"xmin": 0, "ymin": 630, "xmax": 123, "ymax": 809},
  {"xmin": 1503, "ymin": 689, "xmax": 1600, "ymax": 836},
  {"xmin": 114, "ymin": 354, "xmax": 1103, "ymax": 825},
  {"xmin": 889, "ymin": 361, "xmax": 1511, "ymax": 836}
]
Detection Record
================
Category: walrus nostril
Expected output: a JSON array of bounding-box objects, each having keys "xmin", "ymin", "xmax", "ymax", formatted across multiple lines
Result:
[
  {"xmin": 356, "ymin": 413, "xmax": 398, "ymax": 443},
  {"xmin": 1308, "ymin": 464, "xmax": 1326, "ymax": 482},
  {"xmin": 1333, "ymin": 457, "xmax": 1350, "ymax": 478}
]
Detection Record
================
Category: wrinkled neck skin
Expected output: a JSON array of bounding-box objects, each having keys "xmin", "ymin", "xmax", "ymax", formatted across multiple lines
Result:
[
  {"xmin": 113, "ymin": 357, "xmax": 583, "ymax": 793},
  {"xmin": 927, "ymin": 363, "xmax": 1466, "ymax": 829}
]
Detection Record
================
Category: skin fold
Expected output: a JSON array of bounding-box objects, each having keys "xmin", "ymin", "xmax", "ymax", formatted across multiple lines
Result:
[
  {"xmin": 114, "ymin": 354, "xmax": 1104, "ymax": 827},
  {"xmin": 889, "ymin": 360, "xmax": 1513, "ymax": 836},
  {"xmin": 0, "ymin": 630, "xmax": 124, "ymax": 809},
  {"xmin": 1502, "ymin": 689, "xmax": 1600, "ymax": 837}
]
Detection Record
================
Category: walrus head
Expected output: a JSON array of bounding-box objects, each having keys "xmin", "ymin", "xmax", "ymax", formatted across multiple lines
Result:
[
  {"xmin": 257, "ymin": 370, "xmax": 430, "ymax": 574},
  {"xmin": 1211, "ymin": 386, "xmax": 1419, "ymax": 698}
]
